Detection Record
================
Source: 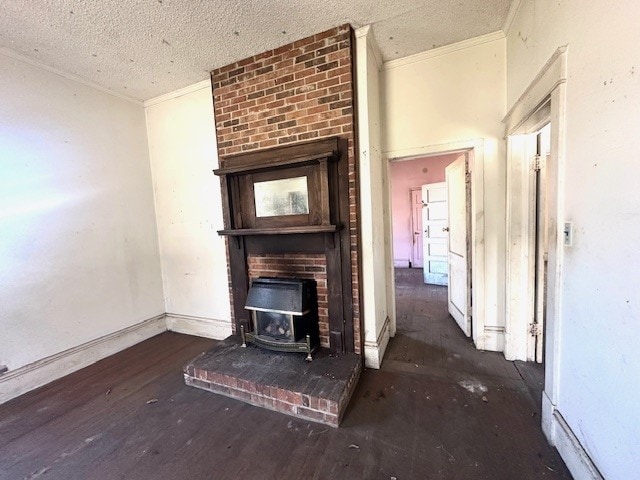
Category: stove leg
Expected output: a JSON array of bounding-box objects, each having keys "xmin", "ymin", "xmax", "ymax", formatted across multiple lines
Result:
[
  {"xmin": 305, "ymin": 335, "xmax": 312, "ymax": 362},
  {"xmin": 240, "ymin": 324, "xmax": 247, "ymax": 348}
]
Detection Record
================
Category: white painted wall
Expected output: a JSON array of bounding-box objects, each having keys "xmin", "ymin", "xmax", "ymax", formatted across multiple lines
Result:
[
  {"xmin": 382, "ymin": 34, "xmax": 507, "ymax": 351},
  {"xmin": 0, "ymin": 52, "xmax": 164, "ymax": 372},
  {"xmin": 355, "ymin": 27, "xmax": 393, "ymax": 368},
  {"xmin": 507, "ymin": 1, "xmax": 640, "ymax": 478},
  {"xmin": 144, "ymin": 82, "xmax": 232, "ymax": 339}
]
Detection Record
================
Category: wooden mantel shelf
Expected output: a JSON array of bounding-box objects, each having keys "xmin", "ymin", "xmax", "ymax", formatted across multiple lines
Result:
[{"xmin": 217, "ymin": 225, "xmax": 339, "ymax": 236}]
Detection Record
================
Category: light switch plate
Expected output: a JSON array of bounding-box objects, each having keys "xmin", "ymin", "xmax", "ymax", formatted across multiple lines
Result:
[{"xmin": 563, "ymin": 222, "xmax": 573, "ymax": 246}]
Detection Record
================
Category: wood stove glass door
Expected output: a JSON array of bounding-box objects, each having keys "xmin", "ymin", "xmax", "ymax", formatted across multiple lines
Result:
[{"xmin": 253, "ymin": 311, "xmax": 295, "ymax": 342}]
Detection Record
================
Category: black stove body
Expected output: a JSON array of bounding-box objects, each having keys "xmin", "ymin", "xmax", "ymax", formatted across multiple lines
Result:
[{"xmin": 242, "ymin": 277, "xmax": 320, "ymax": 361}]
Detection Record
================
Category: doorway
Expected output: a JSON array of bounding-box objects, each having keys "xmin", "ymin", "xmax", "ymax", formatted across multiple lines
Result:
[
  {"xmin": 389, "ymin": 151, "xmax": 473, "ymax": 341},
  {"xmin": 502, "ymin": 47, "xmax": 568, "ymax": 456},
  {"xmin": 531, "ymin": 124, "xmax": 551, "ymax": 364}
]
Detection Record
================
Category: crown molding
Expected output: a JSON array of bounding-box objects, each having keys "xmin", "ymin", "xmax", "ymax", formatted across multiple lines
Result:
[
  {"xmin": 143, "ymin": 79, "xmax": 211, "ymax": 107},
  {"xmin": 0, "ymin": 47, "xmax": 142, "ymax": 105},
  {"xmin": 383, "ymin": 30, "xmax": 505, "ymax": 71}
]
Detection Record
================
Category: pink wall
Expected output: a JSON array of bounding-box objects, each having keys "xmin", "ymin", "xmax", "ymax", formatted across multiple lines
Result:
[{"xmin": 390, "ymin": 153, "xmax": 460, "ymax": 267}]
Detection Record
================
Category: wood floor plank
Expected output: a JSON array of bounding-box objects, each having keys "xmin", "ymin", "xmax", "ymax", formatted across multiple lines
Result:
[{"xmin": 0, "ymin": 273, "xmax": 572, "ymax": 479}]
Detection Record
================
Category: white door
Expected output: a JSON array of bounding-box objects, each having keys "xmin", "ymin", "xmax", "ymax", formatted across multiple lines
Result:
[
  {"xmin": 446, "ymin": 155, "xmax": 472, "ymax": 337},
  {"xmin": 421, "ymin": 182, "xmax": 448, "ymax": 285},
  {"xmin": 410, "ymin": 188, "xmax": 424, "ymax": 268}
]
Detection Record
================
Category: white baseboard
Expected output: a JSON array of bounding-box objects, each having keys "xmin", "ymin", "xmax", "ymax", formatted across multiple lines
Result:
[
  {"xmin": 0, "ymin": 314, "xmax": 166, "ymax": 405},
  {"xmin": 364, "ymin": 316, "xmax": 391, "ymax": 369},
  {"xmin": 393, "ymin": 259, "xmax": 410, "ymax": 268},
  {"xmin": 541, "ymin": 391, "xmax": 555, "ymax": 440},
  {"xmin": 165, "ymin": 313, "xmax": 232, "ymax": 340},
  {"xmin": 541, "ymin": 391, "xmax": 604, "ymax": 480},
  {"xmin": 482, "ymin": 326, "xmax": 505, "ymax": 352}
]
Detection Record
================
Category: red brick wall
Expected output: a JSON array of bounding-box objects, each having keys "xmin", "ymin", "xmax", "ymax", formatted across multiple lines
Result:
[
  {"xmin": 247, "ymin": 254, "xmax": 329, "ymax": 348},
  {"xmin": 212, "ymin": 24, "xmax": 360, "ymax": 353}
]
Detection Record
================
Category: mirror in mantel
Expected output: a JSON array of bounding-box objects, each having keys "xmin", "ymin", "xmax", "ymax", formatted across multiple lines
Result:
[{"xmin": 254, "ymin": 176, "xmax": 309, "ymax": 217}]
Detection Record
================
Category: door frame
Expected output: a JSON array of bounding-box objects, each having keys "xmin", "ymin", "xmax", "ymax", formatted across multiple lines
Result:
[
  {"xmin": 409, "ymin": 187, "xmax": 424, "ymax": 268},
  {"xmin": 503, "ymin": 46, "xmax": 567, "ymax": 445},
  {"xmin": 387, "ymin": 139, "xmax": 486, "ymax": 350}
]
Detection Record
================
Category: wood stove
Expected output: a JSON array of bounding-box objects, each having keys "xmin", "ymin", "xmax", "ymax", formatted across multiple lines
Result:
[{"xmin": 241, "ymin": 277, "xmax": 319, "ymax": 360}]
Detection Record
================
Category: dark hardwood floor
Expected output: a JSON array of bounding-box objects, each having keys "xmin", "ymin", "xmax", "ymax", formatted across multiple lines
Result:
[{"xmin": 0, "ymin": 270, "xmax": 571, "ymax": 479}]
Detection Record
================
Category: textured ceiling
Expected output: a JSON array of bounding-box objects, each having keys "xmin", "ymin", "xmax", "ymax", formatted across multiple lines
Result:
[{"xmin": 0, "ymin": 0, "xmax": 511, "ymax": 101}]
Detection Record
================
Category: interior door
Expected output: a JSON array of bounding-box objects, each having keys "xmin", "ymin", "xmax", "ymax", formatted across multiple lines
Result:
[
  {"xmin": 410, "ymin": 188, "xmax": 424, "ymax": 268},
  {"xmin": 446, "ymin": 154, "xmax": 472, "ymax": 337},
  {"xmin": 421, "ymin": 182, "xmax": 448, "ymax": 285}
]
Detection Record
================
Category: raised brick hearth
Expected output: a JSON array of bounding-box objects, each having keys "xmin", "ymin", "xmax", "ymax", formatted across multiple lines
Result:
[{"xmin": 184, "ymin": 338, "xmax": 361, "ymax": 427}]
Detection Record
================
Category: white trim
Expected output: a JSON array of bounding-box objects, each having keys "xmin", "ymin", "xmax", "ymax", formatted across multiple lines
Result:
[
  {"xmin": 356, "ymin": 26, "xmax": 383, "ymax": 69},
  {"xmin": 541, "ymin": 390, "xmax": 555, "ymax": 439},
  {"xmin": 143, "ymin": 79, "xmax": 211, "ymax": 107},
  {"xmin": 363, "ymin": 316, "xmax": 391, "ymax": 369},
  {"xmin": 356, "ymin": 26, "xmax": 393, "ymax": 363},
  {"xmin": 502, "ymin": 0, "xmax": 523, "ymax": 36},
  {"xmin": 354, "ymin": 25, "xmax": 370, "ymax": 39},
  {"xmin": 383, "ymin": 31, "xmax": 505, "ymax": 71},
  {"xmin": 0, "ymin": 315, "xmax": 166, "ymax": 405},
  {"xmin": 165, "ymin": 314, "xmax": 233, "ymax": 340},
  {"xmin": 542, "ymin": 396, "xmax": 604, "ymax": 480},
  {"xmin": 503, "ymin": 46, "xmax": 568, "ymax": 133},
  {"xmin": 385, "ymin": 138, "xmax": 479, "ymax": 159},
  {"xmin": 387, "ymin": 139, "xmax": 487, "ymax": 351},
  {"xmin": 393, "ymin": 259, "xmax": 411, "ymax": 268},
  {"xmin": 0, "ymin": 47, "xmax": 142, "ymax": 105},
  {"xmin": 369, "ymin": 37, "xmax": 383, "ymax": 70},
  {"xmin": 483, "ymin": 326, "xmax": 505, "ymax": 352}
]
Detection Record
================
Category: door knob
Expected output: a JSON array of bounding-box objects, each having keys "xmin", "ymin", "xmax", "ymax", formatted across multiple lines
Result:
[{"xmin": 442, "ymin": 227, "xmax": 450, "ymax": 232}]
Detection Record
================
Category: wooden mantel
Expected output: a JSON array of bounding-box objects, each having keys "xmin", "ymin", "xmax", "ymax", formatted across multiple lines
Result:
[{"xmin": 214, "ymin": 137, "xmax": 354, "ymax": 353}]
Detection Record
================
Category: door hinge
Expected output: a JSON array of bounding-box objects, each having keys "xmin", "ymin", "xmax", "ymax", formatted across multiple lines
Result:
[
  {"xmin": 529, "ymin": 322, "xmax": 542, "ymax": 337},
  {"xmin": 532, "ymin": 155, "xmax": 542, "ymax": 172}
]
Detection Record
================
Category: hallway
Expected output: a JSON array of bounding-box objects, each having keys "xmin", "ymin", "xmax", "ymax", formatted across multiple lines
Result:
[
  {"xmin": 386, "ymin": 268, "xmax": 544, "ymax": 395},
  {"xmin": 376, "ymin": 267, "xmax": 570, "ymax": 477}
]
